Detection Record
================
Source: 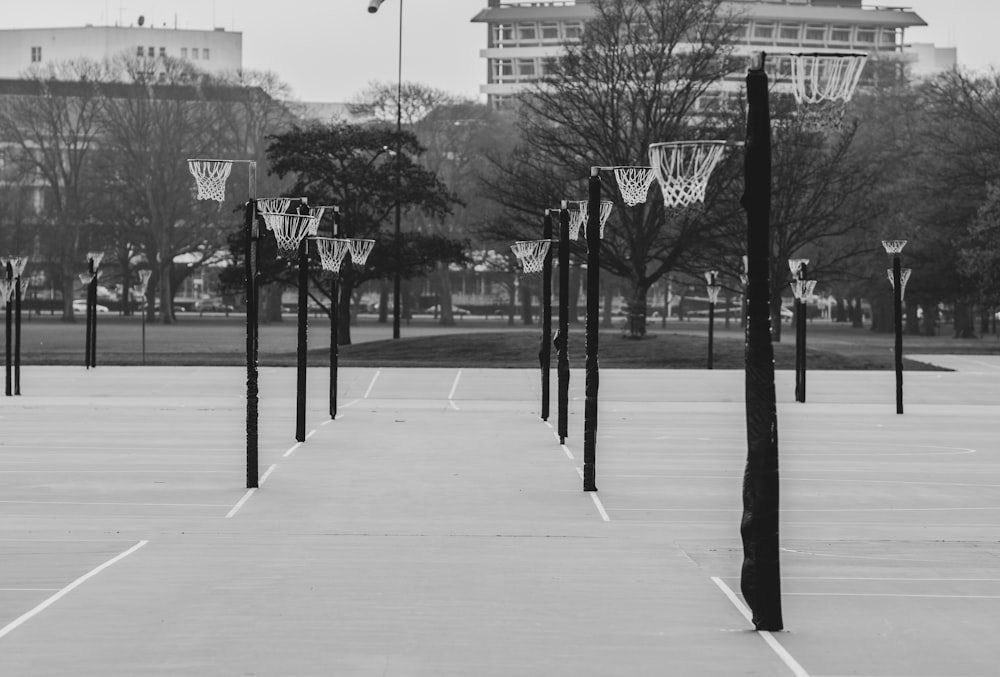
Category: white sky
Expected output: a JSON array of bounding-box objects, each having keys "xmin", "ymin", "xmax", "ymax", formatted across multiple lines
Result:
[{"xmin": 0, "ymin": 1, "xmax": 997, "ymax": 103}]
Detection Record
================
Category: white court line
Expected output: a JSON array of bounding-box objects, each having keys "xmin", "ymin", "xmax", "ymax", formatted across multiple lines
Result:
[
  {"xmin": 561, "ymin": 444, "xmax": 574, "ymax": 460},
  {"xmin": 448, "ymin": 369, "xmax": 462, "ymax": 410},
  {"xmin": 0, "ymin": 540, "xmax": 148, "ymax": 641},
  {"xmin": 787, "ymin": 592, "xmax": 1000, "ymax": 599},
  {"xmin": 321, "ymin": 419, "xmax": 334, "ymax": 426},
  {"xmin": 305, "ymin": 428, "xmax": 318, "ymax": 440},
  {"xmin": 225, "ymin": 466, "xmax": 279, "ymax": 520},
  {"xmin": 0, "ymin": 588, "xmax": 59, "ymax": 592},
  {"xmin": 711, "ymin": 577, "xmax": 810, "ymax": 677},
  {"xmin": 363, "ymin": 370, "xmax": 381, "ymax": 399},
  {"xmin": 0, "ymin": 500, "xmax": 228, "ymax": 507},
  {"xmin": 282, "ymin": 443, "xmax": 302, "ymax": 458},
  {"xmin": 341, "ymin": 398, "xmax": 360, "ymax": 409},
  {"xmin": 573, "ymin": 468, "xmax": 611, "ymax": 522}
]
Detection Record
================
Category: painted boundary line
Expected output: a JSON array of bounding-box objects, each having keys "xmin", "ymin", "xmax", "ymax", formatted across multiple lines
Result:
[
  {"xmin": 363, "ymin": 369, "xmax": 381, "ymax": 399},
  {"xmin": 448, "ymin": 369, "xmax": 462, "ymax": 411},
  {"xmin": 541, "ymin": 419, "xmax": 608, "ymax": 521},
  {"xmin": 225, "ymin": 463, "xmax": 278, "ymax": 519},
  {"xmin": 0, "ymin": 540, "xmax": 148, "ymax": 641},
  {"xmin": 711, "ymin": 577, "xmax": 810, "ymax": 677}
]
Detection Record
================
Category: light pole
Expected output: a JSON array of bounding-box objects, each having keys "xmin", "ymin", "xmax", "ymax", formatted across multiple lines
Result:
[
  {"xmin": 80, "ymin": 252, "xmax": 103, "ymax": 370},
  {"xmin": 138, "ymin": 270, "xmax": 152, "ymax": 365},
  {"xmin": 369, "ymin": 0, "xmax": 404, "ymax": 340},
  {"xmin": 788, "ymin": 258, "xmax": 809, "ymax": 402}
]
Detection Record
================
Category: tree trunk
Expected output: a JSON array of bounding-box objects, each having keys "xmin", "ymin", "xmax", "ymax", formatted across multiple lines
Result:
[
  {"xmin": 851, "ymin": 296, "xmax": 864, "ymax": 328},
  {"xmin": 905, "ymin": 301, "xmax": 921, "ymax": 335},
  {"xmin": 262, "ymin": 284, "xmax": 284, "ymax": 323},
  {"xmin": 835, "ymin": 297, "xmax": 847, "ymax": 322},
  {"xmin": 953, "ymin": 302, "xmax": 976, "ymax": 338},
  {"xmin": 62, "ymin": 276, "xmax": 76, "ymax": 323},
  {"xmin": 378, "ymin": 280, "xmax": 389, "ymax": 323},
  {"xmin": 869, "ymin": 295, "xmax": 893, "ymax": 333},
  {"xmin": 158, "ymin": 262, "xmax": 174, "ymax": 324},
  {"xmin": 338, "ymin": 278, "xmax": 353, "ymax": 345},
  {"xmin": 980, "ymin": 306, "xmax": 991, "ymax": 336},
  {"xmin": 922, "ymin": 302, "xmax": 939, "ymax": 336},
  {"xmin": 508, "ymin": 276, "xmax": 517, "ymax": 326},
  {"xmin": 627, "ymin": 285, "xmax": 648, "ymax": 338},
  {"xmin": 436, "ymin": 261, "xmax": 455, "ymax": 326},
  {"xmin": 601, "ymin": 284, "xmax": 613, "ymax": 329}
]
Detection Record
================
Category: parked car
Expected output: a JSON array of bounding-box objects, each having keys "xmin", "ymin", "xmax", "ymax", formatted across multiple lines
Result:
[
  {"xmin": 72, "ymin": 299, "xmax": 109, "ymax": 313},
  {"xmin": 424, "ymin": 304, "xmax": 470, "ymax": 316}
]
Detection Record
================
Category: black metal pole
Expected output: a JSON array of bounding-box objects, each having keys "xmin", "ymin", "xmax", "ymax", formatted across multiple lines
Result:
[
  {"xmin": 708, "ymin": 300, "xmax": 715, "ymax": 370},
  {"xmin": 141, "ymin": 297, "xmax": 147, "ymax": 365},
  {"xmin": 295, "ymin": 236, "xmax": 309, "ymax": 442},
  {"xmin": 4, "ymin": 266, "xmax": 11, "ymax": 396},
  {"xmin": 540, "ymin": 210, "xmax": 553, "ymax": 421},
  {"xmin": 84, "ymin": 272, "xmax": 93, "ymax": 370},
  {"xmin": 893, "ymin": 255, "xmax": 903, "ymax": 415},
  {"xmin": 330, "ymin": 208, "xmax": 341, "ymax": 420},
  {"xmin": 245, "ymin": 200, "xmax": 259, "ymax": 489},
  {"xmin": 582, "ymin": 171, "xmax": 600, "ymax": 492},
  {"xmin": 14, "ymin": 274, "xmax": 22, "ymax": 395},
  {"xmin": 392, "ymin": 0, "xmax": 403, "ymax": 340},
  {"xmin": 89, "ymin": 276, "xmax": 97, "ymax": 368},
  {"xmin": 800, "ymin": 294, "xmax": 807, "ymax": 402},
  {"xmin": 739, "ymin": 53, "xmax": 783, "ymax": 632},
  {"xmin": 556, "ymin": 203, "xmax": 570, "ymax": 445}
]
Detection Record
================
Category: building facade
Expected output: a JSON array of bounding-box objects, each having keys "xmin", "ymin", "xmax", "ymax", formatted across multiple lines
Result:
[
  {"xmin": 471, "ymin": 0, "xmax": 931, "ymax": 107},
  {"xmin": 0, "ymin": 24, "xmax": 242, "ymax": 78}
]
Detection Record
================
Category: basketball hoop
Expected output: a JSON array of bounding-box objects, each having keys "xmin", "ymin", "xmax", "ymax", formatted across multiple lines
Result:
[
  {"xmin": 707, "ymin": 285, "xmax": 722, "ymax": 304},
  {"xmin": 648, "ymin": 141, "xmax": 727, "ymax": 209},
  {"xmin": 511, "ymin": 240, "xmax": 551, "ymax": 275},
  {"xmin": 788, "ymin": 258, "xmax": 809, "ymax": 277},
  {"xmin": 315, "ymin": 237, "xmax": 351, "ymax": 273},
  {"xmin": 789, "ymin": 52, "xmax": 867, "ymax": 131},
  {"xmin": 881, "ymin": 240, "xmax": 907, "ymax": 255},
  {"xmin": 78, "ymin": 272, "xmax": 96, "ymax": 285},
  {"xmin": 138, "ymin": 270, "xmax": 153, "ymax": 295},
  {"xmin": 567, "ymin": 202, "xmax": 586, "ymax": 240},
  {"xmin": 887, "ymin": 268, "xmax": 912, "ymax": 300},
  {"xmin": 791, "ymin": 279, "xmax": 817, "ymax": 301},
  {"xmin": 0, "ymin": 279, "xmax": 13, "ymax": 304},
  {"xmin": 257, "ymin": 198, "xmax": 291, "ymax": 216},
  {"xmin": 613, "ymin": 166, "xmax": 657, "ymax": 207},
  {"xmin": 4, "ymin": 256, "xmax": 28, "ymax": 278},
  {"xmin": 581, "ymin": 200, "xmax": 614, "ymax": 240},
  {"xmin": 187, "ymin": 159, "xmax": 233, "ymax": 202},
  {"xmin": 307, "ymin": 206, "xmax": 327, "ymax": 236},
  {"xmin": 259, "ymin": 212, "xmax": 316, "ymax": 256},
  {"xmin": 86, "ymin": 252, "xmax": 104, "ymax": 269},
  {"xmin": 348, "ymin": 239, "xmax": 376, "ymax": 266}
]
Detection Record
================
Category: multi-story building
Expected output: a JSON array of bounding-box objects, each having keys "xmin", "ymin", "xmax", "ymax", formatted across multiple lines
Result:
[
  {"xmin": 471, "ymin": 0, "xmax": 932, "ymax": 108},
  {"xmin": 0, "ymin": 24, "xmax": 242, "ymax": 78}
]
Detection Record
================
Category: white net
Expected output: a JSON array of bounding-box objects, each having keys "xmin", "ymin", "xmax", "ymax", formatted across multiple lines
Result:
[
  {"xmin": 791, "ymin": 279, "xmax": 817, "ymax": 301},
  {"xmin": 704, "ymin": 270, "xmax": 719, "ymax": 285},
  {"xmin": 138, "ymin": 269, "xmax": 153, "ymax": 295},
  {"xmin": 580, "ymin": 201, "xmax": 614, "ymax": 240},
  {"xmin": 259, "ymin": 212, "xmax": 316, "ymax": 255},
  {"xmin": 887, "ymin": 268, "xmax": 912, "ymax": 299},
  {"xmin": 790, "ymin": 53, "xmax": 867, "ymax": 131},
  {"xmin": 348, "ymin": 239, "xmax": 376, "ymax": 266},
  {"xmin": 78, "ymin": 273, "xmax": 94, "ymax": 286},
  {"xmin": 307, "ymin": 206, "xmax": 327, "ymax": 236},
  {"xmin": 0, "ymin": 279, "xmax": 13, "ymax": 303},
  {"xmin": 511, "ymin": 240, "xmax": 551, "ymax": 275},
  {"xmin": 568, "ymin": 202, "xmax": 586, "ymax": 240},
  {"xmin": 257, "ymin": 198, "xmax": 291, "ymax": 218},
  {"xmin": 18, "ymin": 279, "xmax": 29, "ymax": 296},
  {"xmin": 188, "ymin": 160, "xmax": 233, "ymax": 202},
  {"xmin": 788, "ymin": 258, "xmax": 809, "ymax": 277},
  {"xmin": 707, "ymin": 285, "xmax": 722, "ymax": 304},
  {"xmin": 882, "ymin": 239, "xmax": 908, "ymax": 255},
  {"xmin": 649, "ymin": 141, "xmax": 727, "ymax": 208},
  {"xmin": 315, "ymin": 237, "xmax": 351, "ymax": 273},
  {"xmin": 7, "ymin": 256, "xmax": 28, "ymax": 277},
  {"xmin": 87, "ymin": 251, "xmax": 105, "ymax": 270},
  {"xmin": 613, "ymin": 166, "xmax": 657, "ymax": 207}
]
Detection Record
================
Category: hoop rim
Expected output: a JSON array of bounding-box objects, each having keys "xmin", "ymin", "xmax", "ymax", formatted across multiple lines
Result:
[
  {"xmin": 186, "ymin": 158, "xmax": 256, "ymax": 166},
  {"xmin": 649, "ymin": 140, "xmax": 730, "ymax": 151}
]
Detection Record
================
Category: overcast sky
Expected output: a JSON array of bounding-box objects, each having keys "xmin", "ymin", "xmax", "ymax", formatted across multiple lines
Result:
[{"xmin": 1, "ymin": 1, "xmax": 997, "ymax": 103}]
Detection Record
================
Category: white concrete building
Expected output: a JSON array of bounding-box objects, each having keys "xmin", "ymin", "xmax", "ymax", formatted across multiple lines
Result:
[
  {"xmin": 471, "ymin": 0, "xmax": 933, "ymax": 107},
  {"xmin": 0, "ymin": 24, "xmax": 242, "ymax": 77}
]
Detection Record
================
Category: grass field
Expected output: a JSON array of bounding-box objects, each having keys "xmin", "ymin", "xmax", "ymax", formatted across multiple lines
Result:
[{"xmin": 10, "ymin": 312, "xmax": 1000, "ymax": 368}]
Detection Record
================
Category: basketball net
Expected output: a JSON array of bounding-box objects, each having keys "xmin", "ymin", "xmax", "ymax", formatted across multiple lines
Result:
[
  {"xmin": 649, "ymin": 141, "xmax": 727, "ymax": 209},
  {"xmin": 511, "ymin": 240, "xmax": 551, "ymax": 276},
  {"xmin": 188, "ymin": 160, "xmax": 233, "ymax": 202}
]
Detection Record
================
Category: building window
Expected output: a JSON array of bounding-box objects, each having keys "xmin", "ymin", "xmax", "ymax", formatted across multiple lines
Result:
[
  {"xmin": 202, "ymin": 48, "xmax": 210, "ymax": 60},
  {"xmin": 856, "ymin": 27, "xmax": 876, "ymax": 44},
  {"xmin": 541, "ymin": 22, "xmax": 559, "ymax": 40},
  {"xmin": 181, "ymin": 47, "xmax": 188, "ymax": 58},
  {"xmin": 564, "ymin": 22, "xmax": 582, "ymax": 40},
  {"xmin": 880, "ymin": 28, "xmax": 897, "ymax": 46},
  {"xmin": 137, "ymin": 46, "xmax": 144, "ymax": 57},
  {"xmin": 517, "ymin": 58, "xmax": 536, "ymax": 77},
  {"xmin": 804, "ymin": 25, "xmax": 826, "ymax": 42},
  {"xmin": 541, "ymin": 56, "xmax": 559, "ymax": 75},
  {"xmin": 517, "ymin": 23, "xmax": 536, "ymax": 42},
  {"xmin": 830, "ymin": 26, "xmax": 851, "ymax": 43},
  {"xmin": 30, "ymin": 46, "xmax": 42, "ymax": 62},
  {"xmin": 145, "ymin": 46, "xmax": 153, "ymax": 57},
  {"xmin": 159, "ymin": 47, "xmax": 166, "ymax": 57},
  {"xmin": 753, "ymin": 23, "xmax": 775, "ymax": 41},
  {"xmin": 494, "ymin": 59, "xmax": 514, "ymax": 81},
  {"xmin": 192, "ymin": 48, "xmax": 200, "ymax": 60},
  {"xmin": 778, "ymin": 24, "xmax": 800, "ymax": 42},
  {"xmin": 494, "ymin": 24, "xmax": 513, "ymax": 44}
]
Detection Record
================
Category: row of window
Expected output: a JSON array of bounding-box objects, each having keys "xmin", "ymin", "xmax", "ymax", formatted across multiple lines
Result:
[
  {"xmin": 493, "ymin": 21, "xmax": 583, "ymax": 45},
  {"xmin": 135, "ymin": 46, "xmax": 211, "ymax": 60},
  {"xmin": 490, "ymin": 20, "xmax": 898, "ymax": 50}
]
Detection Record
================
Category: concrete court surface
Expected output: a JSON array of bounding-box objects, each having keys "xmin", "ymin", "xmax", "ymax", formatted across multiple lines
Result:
[{"xmin": 0, "ymin": 360, "xmax": 998, "ymax": 676}]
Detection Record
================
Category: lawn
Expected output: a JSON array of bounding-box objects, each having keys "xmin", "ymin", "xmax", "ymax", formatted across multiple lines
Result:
[{"xmin": 9, "ymin": 312, "xmax": 999, "ymax": 369}]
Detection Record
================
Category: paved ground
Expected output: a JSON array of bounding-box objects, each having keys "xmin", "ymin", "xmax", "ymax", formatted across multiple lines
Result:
[{"xmin": 1, "ymin": 359, "xmax": 999, "ymax": 675}]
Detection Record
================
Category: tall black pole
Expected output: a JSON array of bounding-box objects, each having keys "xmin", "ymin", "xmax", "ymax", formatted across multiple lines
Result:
[
  {"xmin": 141, "ymin": 296, "xmax": 147, "ymax": 366},
  {"xmin": 245, "ymin": 200, "xmax": 260, "ymax": 489},
  {"xmin": 4, "ymin": 264, "xmax": 11, "ymax": 395},
  {"xmin": 14, "ymin": 273, "xmax": 22, "ymax": 395},
  {"xmin": 739, "ymin": 53, "xmax": 783, "ymax": 632},
  {"xmin": 88, "ymin": 275, "xmax": 97, "ymax": 368},
  {"xmin": 84, "ymin": 270, "xmax": 93, "ymax": 370},
  {"xmin": 707, "ymin": 300, "xmax": 715, "ymax": 370},
  {"xmin": 295, "ymin": 235, "xmax": 309, "ymax": 442},
  {"xmin": 893, "ymin": 255, "xmax": 903, "ymax": 415},
  {"xmin": 540, "ymin": 211, "xmax": 553, "ymax": 421},
  {"xmin": 392, "ymin": 0, "xmax": 403, "ymax": 340},
  {"xmin": 793, "ymin": 263, "xmax": 807, "ymax": 403},
  {"xmin": 556, "ymin": 203, "xmax": 570, "ymax": 445},
  {"xmin": 582, "ymin": 171, "xmax": 600, "ymax": 492},
  {"xmin": 330, "ymin": 208, "xmax": 341, "ymax": 420}
]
